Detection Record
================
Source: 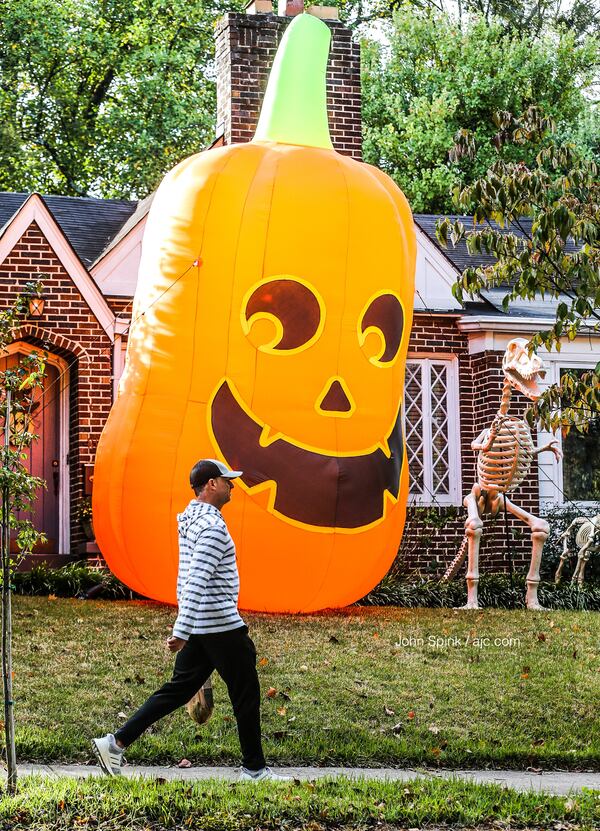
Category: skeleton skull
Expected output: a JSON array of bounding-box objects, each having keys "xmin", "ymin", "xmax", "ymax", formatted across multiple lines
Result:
[{"xmin": 502, "ymin": 338, "xmax": 545, "ymax": 400}]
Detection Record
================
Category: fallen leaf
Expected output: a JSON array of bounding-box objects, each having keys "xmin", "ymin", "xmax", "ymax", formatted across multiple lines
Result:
[
  {"xmin": 178, "ymin": 759, "xmax": 192, "ymax": 768},
  {"xmin": 258, "ymin": 658, "xmax": 269, "ymax": 667},
  {"xmin": 532, "ymin": 738, "xmax": 545, "ymax": 746},
  {"xmin": 267, "ymin": 687, "xmax": 277, "ymax": 698},
  {"xmin": 537, "ymin": 633, "xmax": 546, "ymax": 642},
  {"xmin": 57, "ymin": 800, "xmax": 65, "ymax": 811},
  {"xmin": 572, "ymin": 650, "xmax": 577, "ymax": 659},
  {"xmin": 48, "ymin": 594, "xmax": 57, "ymax": 601},
  {"xmin": 392, "ymin": 722, "xmax": 404, "ymax": 734},
  {"xmin": 277, "ymin": 706, "xmax": 287, "ymax": 716},
  {"xmin": 428, "ymin": 724, "xmax": 439, "ymax": 734},
  {"xmin": 117, "ymin": 712, "xmax": 127, "ymax": 720},
  {"xmin": 278, "ymin": 691, "xmax": 291, "ymax": 701},
  {"xmin": 288, "ymin": 716, "xmax": 296, "ymax": 723},
  {"xmin": 384, "ymin": 706, "xmax": 395, "ymax": 716},
  {"xmin": 521, "ymin": 673, "xmax": 529, "ymax": 680},
  {"xmin": 272, "ymin": 730, "xmax": 287, "ymax": 739},
  {"xmin": 299, "ymin": 665, "xmax": 308, "ymax": 672},
  {"xmin": 134, "ymin": 674, "xmax": 145, "ymax": 685},
  {"xmin": 328, "ymin": 635, "xmax": 340, "ymax": 644},
  {"xmin": 431, "ymin": 747, "xmax": 441, "ymax": 758}
]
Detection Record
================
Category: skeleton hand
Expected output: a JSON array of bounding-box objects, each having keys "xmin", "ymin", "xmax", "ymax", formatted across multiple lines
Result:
[
  {"xmin": 547, "ymin": 439, "xmax": 562, "ymax": 461},
  {"xmin": 536, "ymin": 439, "xmax": 562, "ymax": 460}
]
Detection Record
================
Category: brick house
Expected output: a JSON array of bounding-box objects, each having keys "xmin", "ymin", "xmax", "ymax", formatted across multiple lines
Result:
[{"xmin": 0, "ymin": 3, "xmax": 597, "ymax": 574}]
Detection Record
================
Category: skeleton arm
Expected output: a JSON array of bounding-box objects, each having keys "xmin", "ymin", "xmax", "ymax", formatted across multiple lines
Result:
[
  {"xmin": 471, "ymin": 418, "xmax": 501, "ymax": 452},
  {"xmin": 534, "ymin": 438, "xmax": 562, "ymax": 460}
]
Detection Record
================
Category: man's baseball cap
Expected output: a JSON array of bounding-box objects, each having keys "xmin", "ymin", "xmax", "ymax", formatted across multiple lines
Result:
[{"xmin": 190, "ymin": 459, "xmax": 243, "ymax": 490}]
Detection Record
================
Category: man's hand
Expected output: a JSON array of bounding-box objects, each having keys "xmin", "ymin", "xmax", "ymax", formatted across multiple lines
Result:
[{"xmin": 167, "ymin": 635, "xmax": 187, "ymax": 653}]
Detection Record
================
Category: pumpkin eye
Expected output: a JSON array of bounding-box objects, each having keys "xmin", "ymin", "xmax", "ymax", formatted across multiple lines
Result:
[
  {"xmin": 242, "ymin": 277, "xmax": 324, "ymax": 353},
  {"xmin": 358, "ymin": 292, "xmax": 404, "ymax": 366}
]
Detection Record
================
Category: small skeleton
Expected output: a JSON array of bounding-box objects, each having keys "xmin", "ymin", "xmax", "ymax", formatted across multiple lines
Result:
[
  {"xmin": 554, "ymin": 514, "xmax": 600, "ymax": 586},
  {"xmin": 444, "ymin": 338, "xmax": 561, "ymax": 610}
]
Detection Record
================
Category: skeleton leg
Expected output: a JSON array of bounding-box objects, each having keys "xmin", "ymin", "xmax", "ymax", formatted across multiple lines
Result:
[
  {"xmin": 460, "ymin": 487, "xmax": 484, "ymax": 610},
  {"xmin": 573, "ymin": 540, "xmax": 594, "ymax": 586},
  {"xmin": 502, "ymin": 496, "xmax": 549, "ymax": 610},
  {"xmin": 554, "ymin": 540, "xmax": 572, "ymax": 585}
]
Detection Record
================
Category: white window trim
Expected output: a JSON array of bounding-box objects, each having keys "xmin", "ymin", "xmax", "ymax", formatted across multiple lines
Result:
[
  {"xmin": 404, "ymin": 355, "xmax": 462, "ymax": 507},
  {"xmin": 538, "ymin": 354, "xmax": 600, "ymax": 511}
]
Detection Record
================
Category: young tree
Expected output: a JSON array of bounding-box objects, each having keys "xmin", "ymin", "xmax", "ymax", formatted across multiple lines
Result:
[
  {"xmin": 0, "ymin": 0, "xmax": 243, "ymax": 199},
  {"xmin": 436, "ymin": 107, "xmax": 600, "ymax": 435},
  {"xmin": 361, "ymin": 8, "xmax": 599, "ymax": 213},
  {"xmin": 0, "ymin": 286, "xmax": 46, "ymax": 792}
]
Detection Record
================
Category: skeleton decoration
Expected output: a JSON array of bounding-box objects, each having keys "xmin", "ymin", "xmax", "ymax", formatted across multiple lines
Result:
[
  {"xmin": 554, "ymin": 514, "xmax": 600, "ymax": 585},
  {"xmin": 443, "ymin": 338, "xmax": 561, "ymax": 609}
]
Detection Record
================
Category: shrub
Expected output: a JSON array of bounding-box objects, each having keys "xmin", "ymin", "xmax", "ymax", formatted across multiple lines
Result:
[
  {"xmin": 359, "ymin": 572, "xmax": 600, "ymax": 611},
  {"xmin": 12, "ymin": 562, "xmax": 137, "ymax": 600}
]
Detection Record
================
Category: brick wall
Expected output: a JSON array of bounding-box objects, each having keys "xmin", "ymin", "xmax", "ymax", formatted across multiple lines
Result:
[
  {"xmin": 215, "ymin": 12, "xmax": 362, "ymax": 159},
  {"xmin": 401, "ymin": 314, "xmax": 539, "ymax": 578},
  {"xmin": 0, "ymin": 222, "xmax": 114, "ymax": 556}
]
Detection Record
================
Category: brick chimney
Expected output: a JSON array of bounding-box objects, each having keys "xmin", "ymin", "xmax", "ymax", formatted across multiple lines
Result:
[{"xmin": 215, "ymin": 3, "xmax": 362, "ymax": 159}]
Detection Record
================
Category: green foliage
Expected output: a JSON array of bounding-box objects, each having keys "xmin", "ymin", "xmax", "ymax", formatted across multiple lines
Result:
[
  {"xmin": 436, "ymin": 106, "xmax": 599, "ymax": 433},
  {"xmin": 361, "ymin": 571, "xmax": 600, "ymax": 609},
  {"xmin": 361, "ymin": 8, "xmax": 599, "ymax": 213},
  {"xmin": 11, "ymin": 561, "xmax": 134, "ymax": 599},
  {"xmin": 0, "ymin": 286, "xmax": 48, "ymax": 562},
  {"xmin": 0, "ymin": 0, "xmax": 244, "ymax": 199}
]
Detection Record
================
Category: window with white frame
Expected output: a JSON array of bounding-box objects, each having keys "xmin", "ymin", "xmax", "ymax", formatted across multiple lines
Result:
[
  {"xmin": 403, "ymin": 358, "xmax": 461, "ymax": 505},
  {"xmin": 559, "ymin": 368, "xmax": 600, "ymax": 503}
]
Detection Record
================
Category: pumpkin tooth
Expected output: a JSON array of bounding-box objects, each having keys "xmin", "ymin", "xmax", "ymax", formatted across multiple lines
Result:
[
  {"xmin": 259, "ymin": 422, "xmax": 280, "ymax": 448},
  {"xmin": 376, "ymin": 438, "xmax": 392, "ymax": 459}
]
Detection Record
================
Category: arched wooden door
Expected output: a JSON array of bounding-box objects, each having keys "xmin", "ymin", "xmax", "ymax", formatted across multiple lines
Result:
[{"xmin": 0, "ymin": 352, "xmax": 62, "ymax": 555}]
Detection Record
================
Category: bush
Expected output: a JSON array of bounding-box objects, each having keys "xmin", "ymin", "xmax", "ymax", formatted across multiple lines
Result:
[
  {"xmin": 11, "ymin": 562, "xmax": 137, "ymax": 600},
  {"xmin": 360, "ymin": 571, "xmax": 600, "ymax": 611}
]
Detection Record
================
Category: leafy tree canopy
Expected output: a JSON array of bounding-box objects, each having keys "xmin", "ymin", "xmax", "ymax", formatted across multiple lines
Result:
[
  {"xmin": 361, "ymin": 7, "xmax": 599, "ymax": 213},
  {"xmin": 0, "ymin": 0, "xmax": 243, "ymax": 199},
  {"xmin": 436, "ymin": 107, "xmax": 599, "ymax": 434},
  {"xmin": 343, "ymin": 0, "xmax": 598, "ymax": 38}
]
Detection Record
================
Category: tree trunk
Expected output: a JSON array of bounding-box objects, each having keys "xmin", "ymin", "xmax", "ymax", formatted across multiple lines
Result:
[{"xmin": 2, "ymin": 389, "xmax": 17, "ymax": 793}]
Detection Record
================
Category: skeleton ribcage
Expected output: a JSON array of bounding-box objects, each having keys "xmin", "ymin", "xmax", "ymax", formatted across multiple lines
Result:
[
  {"xmin": 576, "ymin": 522, "xmax": 597, "ymax": 548},
  {"xmin": 477, "ymin": 418, "xmax": 534, "ymax": 493}
]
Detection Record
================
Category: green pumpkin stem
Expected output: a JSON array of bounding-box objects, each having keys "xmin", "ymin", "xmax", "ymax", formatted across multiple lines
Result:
[{"xmin": 254, "ymin": 14, "xmax": 333, "ymax": 150}]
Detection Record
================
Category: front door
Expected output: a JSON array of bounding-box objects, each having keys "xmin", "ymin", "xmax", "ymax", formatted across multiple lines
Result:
[{"xmin": 0, "ymin": 352, "xmax": 61, "ymax": 555}]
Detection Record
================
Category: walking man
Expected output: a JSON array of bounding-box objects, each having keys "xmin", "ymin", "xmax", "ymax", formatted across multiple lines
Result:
[{"xmin": 92, "ymin": 459, "xmax": 289, "ymax": 781}]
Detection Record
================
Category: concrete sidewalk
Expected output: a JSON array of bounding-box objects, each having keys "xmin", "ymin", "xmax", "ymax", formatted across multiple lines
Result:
[{"xmin": 17, "ymin": 764, "xmax": 600, "ymax": 796}]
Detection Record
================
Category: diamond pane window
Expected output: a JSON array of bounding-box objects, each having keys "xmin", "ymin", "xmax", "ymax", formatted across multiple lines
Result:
[{"xmin": 403, "ymin": 359, "xmax": 461, "ymax": 505}]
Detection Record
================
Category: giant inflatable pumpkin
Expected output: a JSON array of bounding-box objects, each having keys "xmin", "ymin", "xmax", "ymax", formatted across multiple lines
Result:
[{"xmin": 93, "ymin": 14, "xmax": 416, "ymax": 612}]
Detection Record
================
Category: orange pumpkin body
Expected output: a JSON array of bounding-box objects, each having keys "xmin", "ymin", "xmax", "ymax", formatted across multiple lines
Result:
[{"xmin": 93, "ymin": 18, "xmax": 415, "ymax": 612}]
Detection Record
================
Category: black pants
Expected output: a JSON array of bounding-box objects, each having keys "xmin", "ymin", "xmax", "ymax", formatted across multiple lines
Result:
[{"xmin": 114, "ymin": 625, "xmax": 266, "ymax": 771}]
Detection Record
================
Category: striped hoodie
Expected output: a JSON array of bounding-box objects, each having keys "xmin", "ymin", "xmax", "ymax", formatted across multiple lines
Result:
[{"xmin": 172, "ymin": 500, "xmax": 245, "ymax": 638}]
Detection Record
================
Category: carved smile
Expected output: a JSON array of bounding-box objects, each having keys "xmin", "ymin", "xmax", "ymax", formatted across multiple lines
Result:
[{"xmin": 210, "ymin": 380, "xmax": 403, "ymax": 529}]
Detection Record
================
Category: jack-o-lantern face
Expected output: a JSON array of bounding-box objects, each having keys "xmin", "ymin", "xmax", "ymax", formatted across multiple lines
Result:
[{"xmin": 93, "ymin": 14, "xmax": 416, "ymax": 612}]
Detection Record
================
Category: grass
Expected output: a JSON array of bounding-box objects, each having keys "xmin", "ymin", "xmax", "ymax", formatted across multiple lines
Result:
[
  {"xmin": 1, "ymin": 776, "xmax": 599, "ymax": 830},
  {"xmin": 7, "ymin": 596, "xmax": 600, "ymax": 769}
]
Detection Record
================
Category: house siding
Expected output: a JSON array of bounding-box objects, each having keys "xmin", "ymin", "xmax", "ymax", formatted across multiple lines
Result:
[{"xmin": 0, "ymin": 221, "xmax": 114, "ymax": 558}]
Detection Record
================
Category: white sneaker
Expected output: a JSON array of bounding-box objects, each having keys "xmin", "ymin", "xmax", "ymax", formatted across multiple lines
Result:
[
  {"xmin": 240, "ymin": 766, "xmax": 292, "ymax": 781},
  {"xmin": 91, "ymin": 734, "xmax": 125, "ymax": 776}
]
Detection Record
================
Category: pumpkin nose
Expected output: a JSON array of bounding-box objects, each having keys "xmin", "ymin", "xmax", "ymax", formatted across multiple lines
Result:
[{"xmin": 317, "ymin": 378, "xmax": 354, "ymax": 415}]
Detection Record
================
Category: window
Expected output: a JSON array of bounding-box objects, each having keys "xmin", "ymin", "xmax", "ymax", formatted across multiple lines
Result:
[
  {"xmin": 403, "ymin": 358, "xmax": 461, "ymax": 505},
  {"xmin": 560, "ymin": 368, "xmax": 600, "ymax": 502}
]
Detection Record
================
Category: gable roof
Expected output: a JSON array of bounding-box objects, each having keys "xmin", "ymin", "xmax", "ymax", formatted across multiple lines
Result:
[
  {"xmin": 0, "ymin": 193, "xmax": 138, "ymax": 268},
  {"xmin": 414, "ymin": 213, "xmax": 579, "ymax": 275}
]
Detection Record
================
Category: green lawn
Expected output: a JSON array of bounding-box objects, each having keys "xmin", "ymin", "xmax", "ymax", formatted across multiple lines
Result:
[
  {"xmin": 1, "ymin": 776, "xmax": 599, "ymax": 831},
  {"xmin": 8, "ymin": 596, "xmax": 600, "ymax": 769}
]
